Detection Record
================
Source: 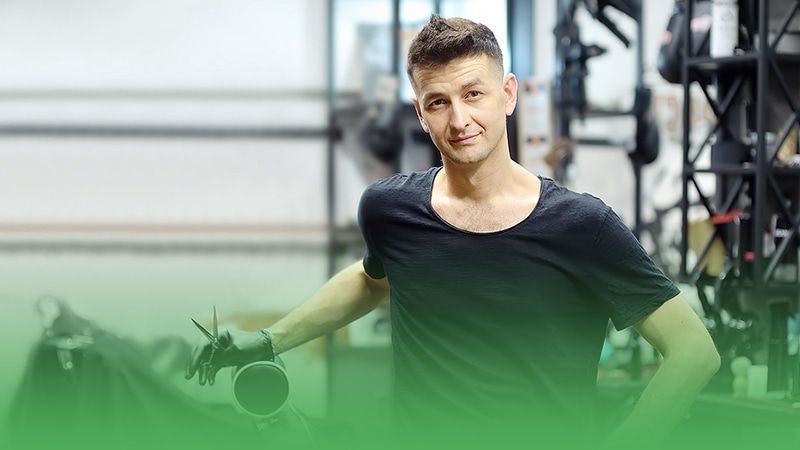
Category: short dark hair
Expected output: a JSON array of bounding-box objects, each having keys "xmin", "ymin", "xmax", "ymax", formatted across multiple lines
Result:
[{"xmin": 406, "ymin": 14, "xmax": 504, "ymax": 91}]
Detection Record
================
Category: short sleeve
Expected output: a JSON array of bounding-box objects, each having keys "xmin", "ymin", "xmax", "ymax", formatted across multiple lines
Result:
[
  {"xmin": 357, "ymin": 184, "xmax": 387, "ymax": 279},
  {"xmin": 586, "ymin": 208, "xmax": 680, "ymax": 330}
]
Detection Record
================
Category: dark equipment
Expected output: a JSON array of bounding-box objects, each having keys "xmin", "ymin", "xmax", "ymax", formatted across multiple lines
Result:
[
  {"xmin": 7, "ymin": 298, "xmax": 263, "ymax": 450},
  {"xmin": 7, "ymin": 298, "xmax": 330, "ymax": 449},
  {"xmin": 553, "ymin": 0, "xmax": 658, "ymax": 245},
  {"xmin": 657, "ymin": 0, "xmax": 713, "ymax": 85}
]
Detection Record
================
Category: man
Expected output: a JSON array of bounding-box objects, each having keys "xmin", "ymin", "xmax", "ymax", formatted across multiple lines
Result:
[{"xmin": 186, "ymin": 14, "xmax": 719, "ymax": 449}]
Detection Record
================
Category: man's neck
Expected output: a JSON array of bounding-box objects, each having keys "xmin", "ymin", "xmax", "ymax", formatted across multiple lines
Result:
[
  {"xmin": 439, "ymin": 155, "xmax": 516, "ymax": 202},
  {"xmin": 431, "ymin": 157, "xmax": 541, "ymax": 233}
]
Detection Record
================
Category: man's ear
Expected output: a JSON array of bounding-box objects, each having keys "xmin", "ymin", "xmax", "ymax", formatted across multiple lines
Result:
[
  {"xmin": 412, "ymin": 99, "xmax": 429, "ymax": 133},
  {"xmin": 503, "ymin": 73, "xmax": 519, "ymax": 117}
]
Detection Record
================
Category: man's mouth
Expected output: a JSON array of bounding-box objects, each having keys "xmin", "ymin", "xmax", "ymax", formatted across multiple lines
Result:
[{"xmin": 450, "ymin": 134, "xmax": 479, "ymax": 145}]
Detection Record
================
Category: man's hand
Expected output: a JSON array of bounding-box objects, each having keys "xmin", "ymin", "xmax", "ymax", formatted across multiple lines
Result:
[{"xmin": 184, "ymin": 328, "xmax": 273, "ymax": 386}]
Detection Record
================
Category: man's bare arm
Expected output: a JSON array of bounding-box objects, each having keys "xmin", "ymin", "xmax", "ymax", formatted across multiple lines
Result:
[
  {"xmin": 269, "ymin": 259, "xmax": 390, "ymax": 354},
  {"xmin": 606, "ymin": 294, "xmax": 721, "ymax": 447}
]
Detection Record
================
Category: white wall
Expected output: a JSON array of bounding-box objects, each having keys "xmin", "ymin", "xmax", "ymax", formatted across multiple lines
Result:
[
  {"xmin": 0, "ymin": 0, "xmax": 331, "ymax": 226},
  {"xmin": 0, "ymin": 0, "xmax": 338, "ymax": 437},
  {"xmin": 0, "ymin": 0, "xmax": 326, "ymax": 90}
]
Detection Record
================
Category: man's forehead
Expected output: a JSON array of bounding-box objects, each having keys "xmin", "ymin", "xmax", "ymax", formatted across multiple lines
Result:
[{"xmin": 412, "ymin": 55, "xmax": 501, "ymax": 94}]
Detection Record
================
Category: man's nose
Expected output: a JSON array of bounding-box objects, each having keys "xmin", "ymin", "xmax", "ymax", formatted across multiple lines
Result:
[{"xmin": 448, "ymin": 101, "xmax": 470, "ymax": 130}]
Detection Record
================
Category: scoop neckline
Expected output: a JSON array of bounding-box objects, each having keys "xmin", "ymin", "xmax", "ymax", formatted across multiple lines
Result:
[{"xmin": 426, "ymin": 166, "xmax": 545, "ymax": 236}]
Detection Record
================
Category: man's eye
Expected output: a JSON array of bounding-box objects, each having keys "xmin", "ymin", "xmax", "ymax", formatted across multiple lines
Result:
[
  {"xmin": 467, "ymin": 91, "xmax": 481, "ymax": 98},
  {"xmin": 429, "ymin": 99, "xmax": 445, "ymax": 107}
]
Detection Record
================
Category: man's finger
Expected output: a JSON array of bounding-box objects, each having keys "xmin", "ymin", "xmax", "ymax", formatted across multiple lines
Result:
[
  {"xmin": 208, "ymin": 364, "xmax": 223, "ymax": 386},
  {"xmin": 186, "ymin": 343, "xmax": 205, "ymax": 377},
  {"xmin": 186, "ymin": 341, "xmax": 214, "ymax": 382},
  {"xmin": 198, "ymin": 363, "xmax": 209, "ymax": 386},
  {"xmin": 184, "ymin": 362, "xmax": 195, "ymax": 380},
  {"xmin": 184, "ymin": 356, "xmax": 199, "ymax": 380}
]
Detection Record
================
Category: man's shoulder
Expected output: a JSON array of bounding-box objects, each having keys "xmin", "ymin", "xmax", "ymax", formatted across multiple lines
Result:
[
  {"xmin": 358, "ymin": 167, "xmax": 438, "ymax": 234},
  {"xmin": 363, "ymin": 167, "xmax": 438, "ymax": 197},
  {"xmin": 539, "ymin": 177, "xmax": 611, "ymax": 217}
]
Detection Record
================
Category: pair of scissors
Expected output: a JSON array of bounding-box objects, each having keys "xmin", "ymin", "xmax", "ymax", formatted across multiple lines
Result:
[{"xmin": 191, "ymin": 305, "xmax": 220, "ymax": 365}]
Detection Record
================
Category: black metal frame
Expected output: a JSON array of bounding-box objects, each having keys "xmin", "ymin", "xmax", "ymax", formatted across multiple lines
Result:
[
  {"xmin": 680, "ymin": 0, "xmax": 800, "ymax": 286},
  {"xmin": 680, "ymin": 0, "xmax": 800, "ymax": 391}
]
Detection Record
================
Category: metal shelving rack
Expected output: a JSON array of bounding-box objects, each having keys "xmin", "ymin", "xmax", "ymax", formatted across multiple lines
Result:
[{"xmin": 680, "ymin": 0, "xmax": 800, "ymax": 391}]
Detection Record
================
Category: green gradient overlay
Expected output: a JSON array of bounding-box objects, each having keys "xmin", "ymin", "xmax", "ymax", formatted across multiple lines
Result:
[
  {"xmin": 4, "ymin": 360, "xmax": 799, "ymax": 450},
  {"xmin": 3, "ymin": 408, "xmax": 799, "ymax": 450}
]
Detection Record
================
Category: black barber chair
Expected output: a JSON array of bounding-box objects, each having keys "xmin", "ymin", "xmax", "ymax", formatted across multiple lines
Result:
[{"xmin": 5, "ymin": 297, "xmax": 324, "ymax": 449}]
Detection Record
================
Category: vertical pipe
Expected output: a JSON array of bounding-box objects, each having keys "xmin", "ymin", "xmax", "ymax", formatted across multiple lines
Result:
[
  {"xmin": 635, "ymin": 3, "xmax": 643, "ymax": 89},
  {"xmin": 754, "ymin": 0, "xmax": 769, "ymax": 287},
  {"xmin": 391, "ymin": 0, "xmax": 400, "ymax": 78},
  {"xmin": 755, "ymin": 0, "xmax": 789, "ymax": 393},
  {"xmin": 630, "ymin": 8, "xmax": 645, "ymax": 370},
  {"xmin": 633, "ymin": 9, "xmax": 644, "ymax": 240},
  {"xmin": 326, "ymin": 0, "xmax": 337, "ymax": 278},
  {"xmin": 507, "ymin": 0, "xmax": 534, "ymax": 162},
  {"xmin": 392, "ymin": 0, "xmax": 402, "ymax": 174},
  {"xmin": 680, "ymin": 0, "xmax": 693, "ymax": 281},
  {"xmin": 768, "ymin": 301, "xmax": 790, "ymax": 390},
  {"xmin": 325, "ymin": 0, "xmax": 337, "ymax": 418}
]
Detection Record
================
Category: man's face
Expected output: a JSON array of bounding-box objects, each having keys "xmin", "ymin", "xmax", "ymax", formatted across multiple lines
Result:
[{"xmin": 411, "ymin": 54, "xmax": 517, "ymax": 167}]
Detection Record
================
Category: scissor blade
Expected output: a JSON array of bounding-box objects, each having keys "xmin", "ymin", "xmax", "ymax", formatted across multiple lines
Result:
[
  {"xmin": 212, "ymin": 305, "xmax": 219, "ymax": 340},
  {"xmin": 190, "ymin": 318, "xmax": 217, "ymax": 344}
]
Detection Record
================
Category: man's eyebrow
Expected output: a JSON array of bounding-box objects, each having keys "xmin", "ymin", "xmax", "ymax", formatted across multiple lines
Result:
[
  {"xmin": 460, "ymin": 79, "xmax": 485, "ymax": 91},
  {"xmin": 421, "ymin": 91, "xmax": 444, "ymax": 105},
  {"xmin": 421, "ymin": 79, "xmax": 486, "ymax": 105}
]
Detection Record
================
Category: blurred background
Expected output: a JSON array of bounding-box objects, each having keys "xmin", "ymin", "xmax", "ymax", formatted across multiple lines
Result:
[{"xmin": 0, "ymin": 0, "xmax": 798, "ymax": 447}]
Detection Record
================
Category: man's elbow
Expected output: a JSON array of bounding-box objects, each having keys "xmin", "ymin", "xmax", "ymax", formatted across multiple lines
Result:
[
  {"xmin": 665, "ymin": 338, "xmax": 721, "ymax": 380},
  {"xmin": 702, "ymin": 345, "xmax": 722, "ymax": 378},
  {"xmin": 683, "ymin": 341, "xmax": 721, "ymax": 379}
]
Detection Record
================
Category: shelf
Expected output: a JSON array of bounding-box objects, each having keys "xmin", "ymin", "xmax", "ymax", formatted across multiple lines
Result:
[
  {"xmin": 686, "ymin": 50, "xmax": 800, "ymax": 72},
  {"xmin": 774, "ymin": 52, "xmax": 800, "ymax": 65},
  {"xmin": 685, "ymin": 165, "xmax": 800, "ymax": 176},
  {"xmin": 719, "ymin": 280, "xmax": 800, "ymax": 292},
  {"xmin": 686, "ymin": 51, "xmax": 759, "ymax": 71},
  {"xmin": 685, "ymin": 166, "xmax": 758, "ymax": 176}
]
